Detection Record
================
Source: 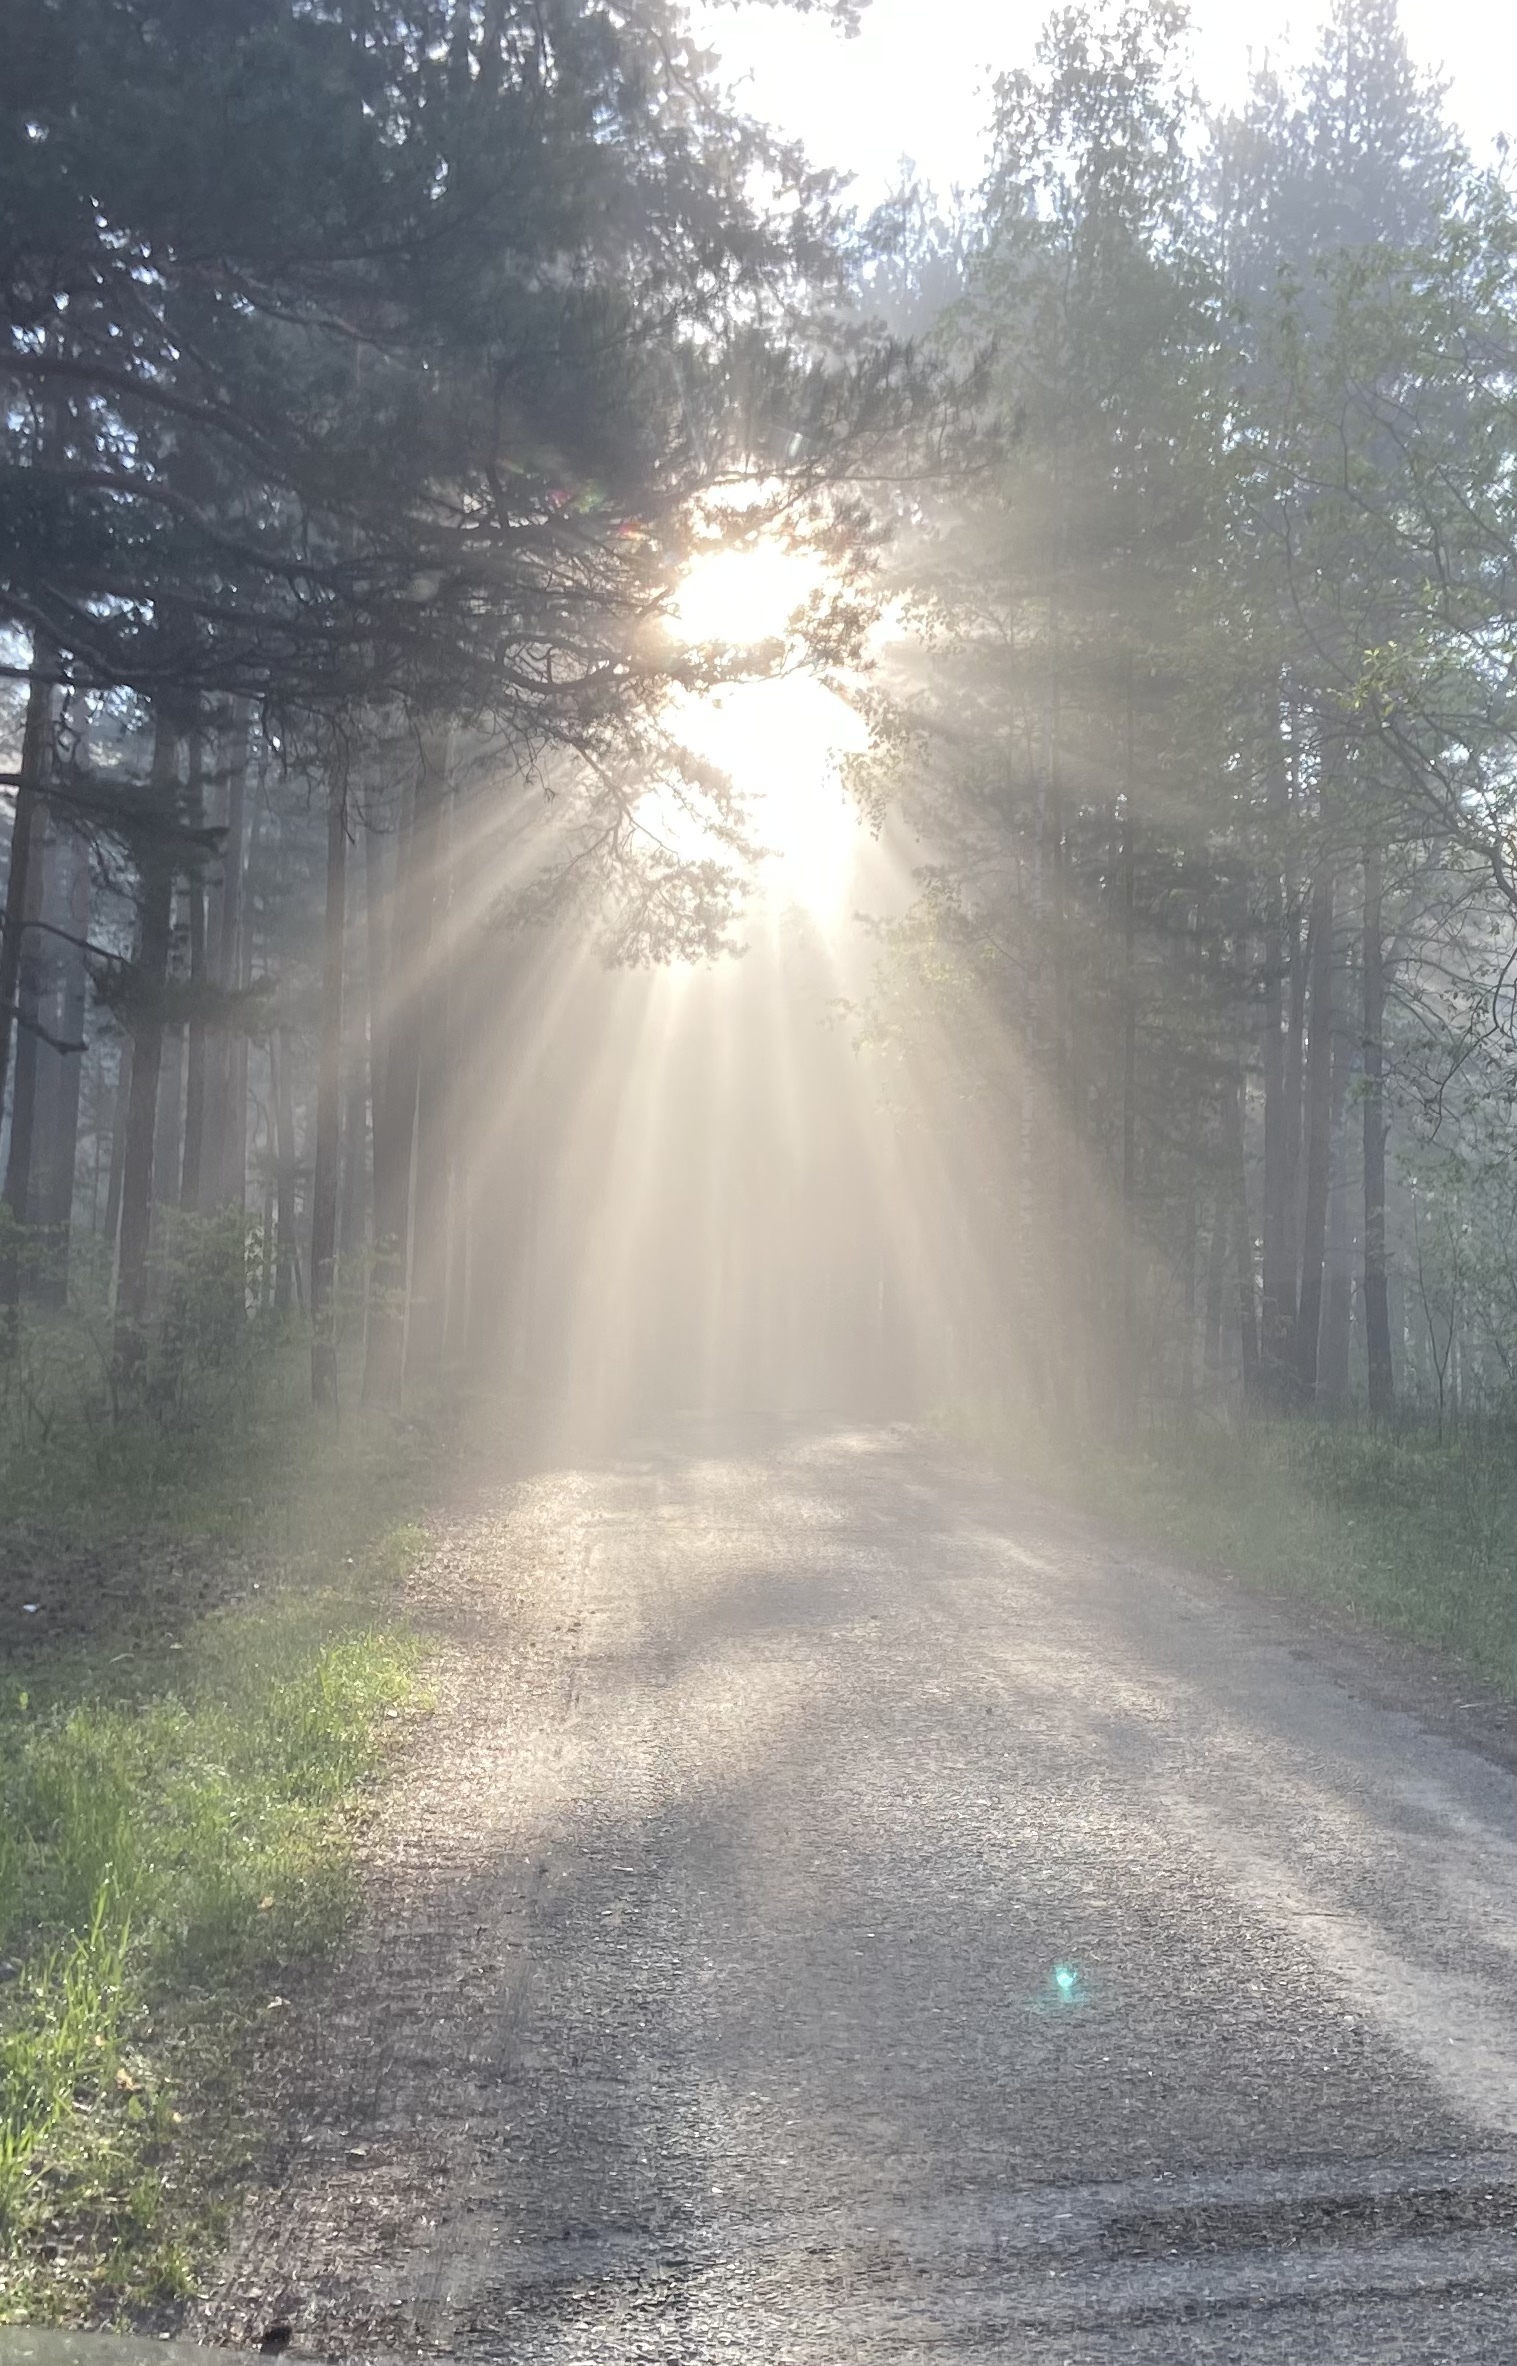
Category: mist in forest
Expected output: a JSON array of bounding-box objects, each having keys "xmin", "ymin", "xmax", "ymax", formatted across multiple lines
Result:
[{"xmin": 1, "ymin": 0, "xmax": 1512, "ymax": 1458}]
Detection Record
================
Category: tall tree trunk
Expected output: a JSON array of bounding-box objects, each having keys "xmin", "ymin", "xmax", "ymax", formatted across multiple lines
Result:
[
  {"xmin": 406, "ymin": 735, "xmax": 453, "ymax": 1386},
  {"xmin": 179, "ymin": 734, "xmax": 207, "ymax": 1213},
  {"xmin": 1, "ymin": 676, "xmax": 53, "ymax": 1312},
  {"xmin": 114, "ymin": 714, "xmax": 179, "ymax": 1379},
  {"xmin": 309, "ymin": 746, "xmax": 349, "ymax": 1406},
  {"xmin": 1294, "ymin": 867, "xmax": 1335, "ymax": 1399},
  {"xmin": 153, "ymin": 1017, "xmax": 184, "ymax": 1217},
  {"xmin": 201, "ymin": 733, "xmax": 229, "ymax": 1210},
  {"xmin": 1119, "ymin": 668, "xmax": 1137, "ymax": 1424},
  {"xmin": 1280, "ymin": 891, "xmax": 1307, "ymax": 1362},
  {"xmin": 363, "ymin": 734, "xmax": 446, "ymax": 1408},
  {"xmin": 339, "ymin": 1072, "xmax": 367, "ymax": 1289},
  {"xmin": 1362, "ymin": 837, "xmax": 1395, "ymax": 1416},
  {"xmin": 1047, "ymin": 606, "xmax": 1084, "ymax": 1422},
  {"xmin": 103, "ymin": 1037, "xmax": 130, "ymax": 1276},
  {"xmin": 0, "ymin": 654, "xmax": 53, "ymax": 1156},
  {"xmin": 1319, "ymin": 996, "xmax": 1355, "ymax": 1411},
  {"xmin": 1224, "ymin": 1062, "xmax": 1259, "ymax": 1396},
  {"xmin": 1203, "ymin": 1188, "xmax": 1226, "ymax": 1381},
  {"xmin": 1180, "ymin": 1123, "xmax": 1198, "ymax": 1415},
  {"xmin": 222, "ymin": 716, "xmax": 253, "ymax": 1214},
  {"xmin": 361, "ymin": 778, "xmax": 411, "ymax": 1406},
  {"xmin": 272, "ymin": 1026, "xmax": 299, "ymax": 1313},
  {"xmin": 261, "ymin": 1169, "xmax": 276, "ymax": 1311},
  {"xmin": 1249, "ymin": 738, "xmax": 1287, "ymax": 1400},
  {"xmin": 336, "ymin": 774, "xmax": 372, "ymax": 1336},
  {"xmin": 27, "ymin": 826, "xmax": 64, "ymax": 1284},
  {"xmin": 88, "ymin": 1042, "xmax": 106, "ymax": 1238},
  {"xmin": 33, "ymin": 820, "xmax": 89, "ymax": 1304}
]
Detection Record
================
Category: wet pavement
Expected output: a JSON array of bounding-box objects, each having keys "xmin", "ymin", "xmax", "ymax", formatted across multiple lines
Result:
[{"xmin": 198, "ymin": 1424, "xmax": 1517, "ymax": 2362}]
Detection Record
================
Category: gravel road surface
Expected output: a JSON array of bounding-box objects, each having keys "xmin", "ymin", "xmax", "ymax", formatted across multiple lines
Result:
[{"xmin": 198, "ymin": 1424, "xmax": 1517, "ymax": 2363}]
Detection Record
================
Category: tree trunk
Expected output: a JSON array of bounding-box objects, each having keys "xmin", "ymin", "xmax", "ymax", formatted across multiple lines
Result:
[
  {"xmin": 272, "ymin": 1026, "xmax": 299, "ymax": 1314},
  {"xmin": 201, "ymin": 735, "xmax": 229, "ymax": 1210},
  {"xmin": 1281, "ymin": 891, "xmax": 1307, "ymax": 1361},
  {"xmin": 1203, "ymin": 1189, "xmax": 1226, "ymax": 1381},
  {"xmin": 1362, "ymin": 838, "xmax": 1395, "ymax": 1417},
  {"xmin": 31, "ymin": 820, "xmax": 89, "ymax": 1304},
  {"xmin": 1294, "ymin": 867, "xmax": 1335, "ymax": 1399},
  {"xmin": 309, "ymin": 747, "xmax": 348, "ymax": 1406},
  {"xmin": 1180, "ymin": 1131, "xmax": 1197, "ymax": 1415},
  {"xmin": 339, "ymin": 1072, "xmax": 367, "ymax": 1275},
  {"xmin": 1225, "ymin": 1063, "xmax": 1259, "ymax": 1396},
  {"xmin": 1119, "ymin": 671, "xmax": 1137, "ymax": 1423},
  {"xmin": 337, "ymin": 762, "xmax": 373, "ymax": 1300},
  {"xmin": 114, "ymin": 714, "xmax": 179, "ymax": 1379},
  {"xmin": 179, "ymin": 735, "xmax": 207, "ymax": 1213},
  {"xmin": 1259, "ymin": 889, "xmax": 1289, "ymax": 1394},
  {"xmin": 222, "ymin": 717, "xmax": 253, "ymax": 1214},
  {"xmin": 0, "ymin": 656, "xmax": 53, "ymax": 1153},
  {"xmin": 1319, "ymin": 996, "xmax": 1355, "ymax": 1411},
  {"xmin": 88, "ymin": 1041, "xmax": 106, "ymax": 1238},
  {"xmin": 406, "ymin": 734, "xmax": 453, "ymax": 1387},
  {"xmin": 153, "ymin": 1018, "xmax": 184, "ymax": 1216},
  {"xmin": 1258, "ymin": 718, "xmax": 1292, "ymax": 1400},
  {"xmin": 363, "ymin": 734, "xmax": 446, "ymax": 1408},
  {"xmin": 260, "ymin": 1170, "xmax": 276, "ymax": 1311},
  {"xmin": 445, "ymin": 906, "xmax": 477, "ymax": 1368},
  {"xmin": 1, "ymin": 677, "xmax": 52, "ymax": 1311},
  {"xmin": 1047, "ymin": 618, "xmax": 1085, "ymax": 1423},
  {"xmin": 361, "ymin": 779, "xmax": 411, "ymax": 1406},
  {"xmin": 103, "ymin": 1038, "xmax": 130, "ymax": 1275}
]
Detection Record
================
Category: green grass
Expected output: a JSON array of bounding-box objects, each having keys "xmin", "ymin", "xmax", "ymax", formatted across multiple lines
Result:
[
  {"xmin": 0, "ymin": 1328, "xmax": 440, "ymax": 2325},
  {"xmin": 940, "ymin": 1404, "xmax": 1516, "ymax": 1693}
]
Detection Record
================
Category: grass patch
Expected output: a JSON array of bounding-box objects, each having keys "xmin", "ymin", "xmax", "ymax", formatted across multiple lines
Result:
[
  {"xmin": 940, "ymin": 1404, "xmax": 1516, "ymax": 1693},
  {"xmin": 0, "ymin": 1330, "xmax": 441, "ymax": 2325}
]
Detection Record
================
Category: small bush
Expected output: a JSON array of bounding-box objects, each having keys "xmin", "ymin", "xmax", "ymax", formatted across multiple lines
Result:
[{"xmin": 0, "ymin": 1330, "xmax": 435, "ymax": 2324}]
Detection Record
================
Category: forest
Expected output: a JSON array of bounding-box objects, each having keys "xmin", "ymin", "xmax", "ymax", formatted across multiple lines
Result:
[
  {"xmin": 2, "ymin": 0, "xmax": 1512, "ymax": 1450},
  {"xmin": 1, "ymin": 0, "xmax": 1515, "ymax": 2334}
]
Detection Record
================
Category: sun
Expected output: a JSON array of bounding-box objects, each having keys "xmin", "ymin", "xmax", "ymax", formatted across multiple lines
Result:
[
  {"xmin": 669, "ymin": 536, "xmax": 822, "ymax": 653},
  {"xmin": 662, "ymin": 529, "xmax": 867, "ymax": 918}
]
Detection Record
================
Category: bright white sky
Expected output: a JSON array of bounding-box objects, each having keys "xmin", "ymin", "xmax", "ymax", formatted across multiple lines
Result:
[{"xmin": 697, "ymin": 0, "xmax": 1514, "ymax": 207}]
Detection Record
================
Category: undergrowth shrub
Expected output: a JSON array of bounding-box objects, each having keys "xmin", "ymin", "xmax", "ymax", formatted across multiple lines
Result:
[
  {"xmin": 0, "ymin": 1616, "xmax": 419, "ymax": 2318},
  {"xmin": 0, "ymin": 1320, "xmax": 435, "ymax": 2322}
]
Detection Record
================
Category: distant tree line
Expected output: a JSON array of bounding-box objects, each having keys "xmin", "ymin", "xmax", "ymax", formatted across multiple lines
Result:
[
  {"xmin": 0, "ymin": 0, "xmax": 902, "ymax": 1411},
  {"xmin": 859, "ymin": 0, "xmax": 1514, "ymax": 1432},
  {"xmin": 1, "ymin": 0, "xmax": 1510, "ymax": 1443}
]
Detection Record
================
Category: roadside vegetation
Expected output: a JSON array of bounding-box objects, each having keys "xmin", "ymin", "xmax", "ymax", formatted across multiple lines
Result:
[
  {"xmin": 0, "ymin": 1285, "xmax": 435, "ymax": 2326},
  {"xmin": 944, "ymin": 1406, "xmax": 1515, "ymax": 1693}
]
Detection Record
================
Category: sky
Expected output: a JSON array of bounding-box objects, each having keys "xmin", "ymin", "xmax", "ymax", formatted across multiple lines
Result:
[{"xmin": 696, "ymin": 0, "xmax": 1514, "ymax": 208}]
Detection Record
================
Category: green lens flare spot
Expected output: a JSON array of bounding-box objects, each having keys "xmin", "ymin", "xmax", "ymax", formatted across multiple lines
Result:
[{"xmin": 1053, "ymin": 1963, "xmax": 1079, "ymax": 1998}]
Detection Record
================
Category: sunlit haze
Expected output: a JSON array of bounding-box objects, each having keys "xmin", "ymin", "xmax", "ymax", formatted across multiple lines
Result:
[
  {"xmin": 668, "ymin": 532, "xmax": 871, "ymax": 918},
  {"xmin": 699, "ymin": 0, "xmax": 1513, "ymax": 202},
  {"xmin": 671, "ymin": 536, "xmax": 820, "ymax": 652}
]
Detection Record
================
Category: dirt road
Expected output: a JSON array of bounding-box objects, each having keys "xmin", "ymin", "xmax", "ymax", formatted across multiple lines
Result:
[{"xmin": 198, "ymin": 1425, "xmax": 1517, "ymax": 2362}]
